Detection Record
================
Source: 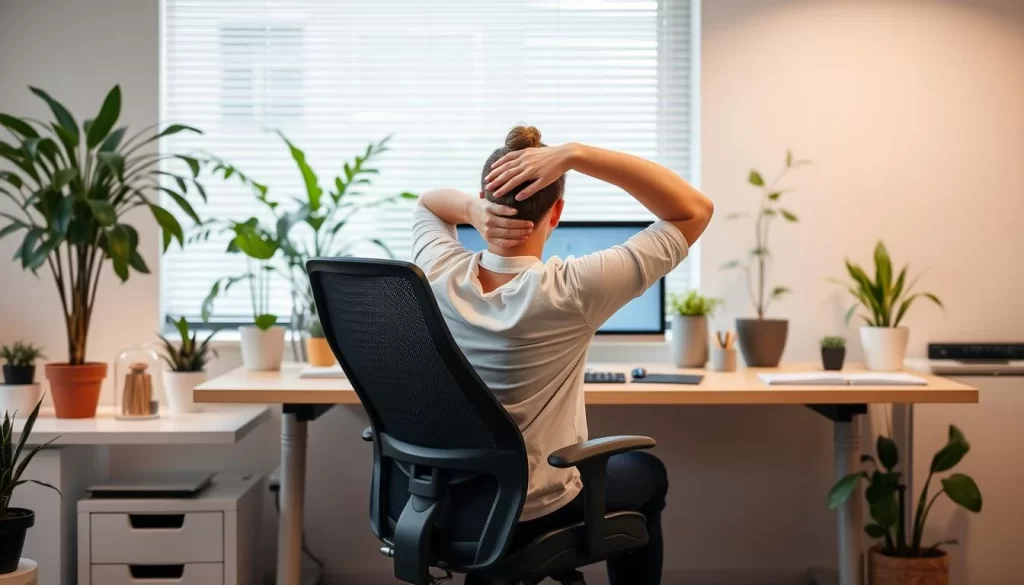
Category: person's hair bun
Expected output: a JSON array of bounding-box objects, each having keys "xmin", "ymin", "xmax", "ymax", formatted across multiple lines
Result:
[{"xmin": 505, "ymin": 125, "xmax": 542, "ymax": 150}]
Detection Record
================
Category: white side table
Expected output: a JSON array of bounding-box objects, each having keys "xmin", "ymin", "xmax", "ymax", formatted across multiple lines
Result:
[{"xmin": 0, "ymin": 559, "xmax": 38, "ymax": 585}]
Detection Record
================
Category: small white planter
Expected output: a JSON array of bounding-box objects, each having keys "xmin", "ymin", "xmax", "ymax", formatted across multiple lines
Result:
[
  {"xmin": 239, "ymin": 326, "xmax": 286, "ymax": 371},
  {"xmin": 0, "ymin": 384, "xmax": 42, "ymax": 418},
  {"xmin": 671, "ymin": 315, "xmax": 709, "ymax": 368},
  {"xmin": 860, "ymin": 326, "xmax": 910, "ymax": 371},
  {"xmin": 162, "ymin": 370, "xmax": 207, "ymax": 415}
]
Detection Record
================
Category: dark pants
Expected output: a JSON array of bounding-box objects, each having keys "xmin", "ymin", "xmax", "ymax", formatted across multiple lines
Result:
[{"xmin": 512, "ymin": 451, "xmax": 668, "ymax": 585}]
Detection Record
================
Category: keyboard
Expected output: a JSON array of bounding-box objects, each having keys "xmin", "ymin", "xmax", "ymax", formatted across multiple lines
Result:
[{"xmin": 584, "ymin": 371, "xmax": 626, "ymax": 384}]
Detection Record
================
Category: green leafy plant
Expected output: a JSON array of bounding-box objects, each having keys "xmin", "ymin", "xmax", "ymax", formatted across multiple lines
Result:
[
  {"xmin": 308, "ymin": 318, "xmax": 325, "ymax": 339},
  {"xmin": 721, "ymin": 150, "xmax": 810, "ymax": 319},
  {"xmin": 669, "ymin": 290, "xmax": 722, "ymax": 317},
  {"xmin": 0, "ymin": 86, "xmax": 205, "ymax": 364},
  {"xmin": 157, "ymin": 317, "xmax": 219, "ymax": 372},
  {"xmin": 0, "ymin": 342, "xmax": 45, "ymax": 367},
  {"xmin": 201, "ymin": 218, "xmax": 281, "ymax": 331},
  {"xmin": 1, "ymin": 398, "xmax": 60, "ymax": 518},
  {"xmin": 820, "ymin": 336, "xmax": 846, "ymax": 349},
  {"xmin": 828, "ymin": 425, "xmax": 982, "ymax": 557},
  {"xmin": 194, "ymin": 133, "xmax": 415, "ymax": 352},
  {"xmin": 832, "ymin": 241, "xmax": 943, "ymax": 327}
]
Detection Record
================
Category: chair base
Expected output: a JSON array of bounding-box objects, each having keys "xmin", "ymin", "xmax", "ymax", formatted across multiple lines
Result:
[{"xmin": 465, "ymin": 570, "xmax": 585, "ymax": 585}]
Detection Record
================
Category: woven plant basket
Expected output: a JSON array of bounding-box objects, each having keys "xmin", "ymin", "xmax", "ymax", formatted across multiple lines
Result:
[{"xmin": 869, "ymin": 546, "xmax": 949, "ymax": 585}]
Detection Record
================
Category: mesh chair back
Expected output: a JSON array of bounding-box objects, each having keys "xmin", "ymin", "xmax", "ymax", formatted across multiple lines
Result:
[{"xmin": 308, "ymin": 258, "xmax": 528, "ymax": 571}]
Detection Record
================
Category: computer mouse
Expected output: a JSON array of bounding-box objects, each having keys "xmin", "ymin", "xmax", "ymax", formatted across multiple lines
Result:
[{"xmin": 631, "ymin": 367, "xmax": 647, "ymax": 379}]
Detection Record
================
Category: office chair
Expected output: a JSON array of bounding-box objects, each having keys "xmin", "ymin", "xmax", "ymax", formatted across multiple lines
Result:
[{"xmin": 308, "ymin": 258, "xmax": 656, "ymax": 585}]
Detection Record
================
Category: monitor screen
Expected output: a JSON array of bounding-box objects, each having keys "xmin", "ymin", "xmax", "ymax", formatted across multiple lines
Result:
[{"xmin": 455, "ymin": 221, "xmax": 664, "ymax": 334}]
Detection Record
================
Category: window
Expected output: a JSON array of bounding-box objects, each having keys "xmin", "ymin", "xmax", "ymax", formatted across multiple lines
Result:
[{"xmin": 161, "ymin": 0, "xmax": 699, "ymax": 324}]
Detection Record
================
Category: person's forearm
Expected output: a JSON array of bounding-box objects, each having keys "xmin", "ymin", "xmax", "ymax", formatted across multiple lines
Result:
[
  {"xmin": 419, "ymin": 188, "xmax": 475, "ymax": 225},
  {"xmin": 566, "ymin": 143, "xmax": 712, "ymax": 224}
]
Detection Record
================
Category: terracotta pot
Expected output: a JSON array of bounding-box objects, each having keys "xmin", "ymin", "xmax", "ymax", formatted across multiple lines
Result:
[
  {"xmin": 869, "ymin": 546, "xmax": 949, "ymax": 585},
  {"xmin": 306, "ymin": 338, "xmax": 337, "ymax": 367},
  {"xmin": 45, "ymin": 362, "xmax": 106, "ymax": 419}
]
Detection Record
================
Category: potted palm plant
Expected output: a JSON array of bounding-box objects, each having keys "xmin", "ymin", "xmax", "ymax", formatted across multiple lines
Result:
[
  {"xmin": 832, "ymin": 241, "xmax": 942, "ymax": 371},
  {"xmin": 195, "ymin": 133, "xmax": 414, "ymax": 363},
  {"xmin": 668, "ymin": 291, "xmax": 722, "ymax": 368},
  {"xmin": 721, "ymin": 150, "xmax": 810, "ymax": 366},
  {"xmin": 0, "ymin": 86, "xmax": 206, "ymax": 417},
  {"xmin": 829, "ymin": 425, "xmax": 981, "ymax": 585},
  {"xmin": 157, "ymin": 317, "xmax": 219, "ymax": 414},
  {"xmin": 0, "ymin": 398, "xmax": 59, "ymax": 574},
  {"xmin": 306, "ymin": 318, "xmax": 336, "ymax": 368}
]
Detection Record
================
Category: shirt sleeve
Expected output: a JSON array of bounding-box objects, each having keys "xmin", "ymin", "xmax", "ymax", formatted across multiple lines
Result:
[
  {"xmin": 410, "ymin": 202, "xmax": 471, "ymax": 279},
  {"xmin": 563, "ymin": 221, "xmax": 689, "ymax": 329}
]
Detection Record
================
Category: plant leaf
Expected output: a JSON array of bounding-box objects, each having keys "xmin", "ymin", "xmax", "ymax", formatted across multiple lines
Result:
[
  {"xmin": 768, "ymin": 191, "xmax": 782, "ymax": 201},
  {"xmin": 97, "ymin": 151, "xmax": 125, "ymax": 181},
  {"xmin": 278, "ymin": 132, "xmax": 323, "ymax": 212},
  {"xmin": 931, "ymin": 437, "xmax": 970, "ymax": 473},
  {"xmin": 827, "ymin": 471, "xmax": 864, "ymax": 509},
  {"xmin": 86, "ymin": 200, "xmax": 116, "ymax": 227},
  {"xmin": 779, "ymin": 209, "xmax": 798, "ymax": 222},
  {"xmin": 748, "ymin": 170, "xmax": 764, "ymax": 186},
  {"xmin": 770, "ymin": 286, "xmax": 790, "ymax": 299},
  {"xmin": 158, "ymin": 124, "xmax": 202, "ymax": 138},
  {"xmin": 786, "ymin": 150, "xmax": 793, "ymax": 167},
  {"xmin": 0, "ymin": 114, "xmax": 39, "ymax": 139},
  {"xmin": 254, "ymin": 313, "xmax": 278, "ymax": 331},
  {"xmin": 30, "ymin": 87, "xmax": 79, "ymax": 143},
  {"xmin": 176, "ymin": 155, "xmax": 201, "ymax": 178},
  {"xmin": 149, "ymin": 204, "xmax": 184, "ymax": 251},
  {"xmin": 877, "ymin": 436, "xmax": 898, "ymax": 471},
  {"xmin": 942, "ymin": 473, "xmax": 982, "ymax": 513},
  {"xmin": 949, "ymin": 424, "xmax": 966, "ymax": 444},
  {"xmin": 720, "ymin": 260, "xmax": 741, "ymax": 270},
  {"xmin": 158, "ymin": 187, "xmax": 200, "ymax": 224},
  {"xmin": 86, "ymin": 85, "xmax": 121, "ymax": 149}
]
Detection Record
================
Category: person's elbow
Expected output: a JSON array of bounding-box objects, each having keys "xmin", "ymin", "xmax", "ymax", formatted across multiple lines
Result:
[{"xmin": 671, "ymin": 193, "xmax": 714, "ymax": 246}]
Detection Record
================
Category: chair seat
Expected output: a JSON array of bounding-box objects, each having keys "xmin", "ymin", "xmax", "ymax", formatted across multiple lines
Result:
[{"xmin": 473, "ymin": 511, "xmax": 649, "ymax": 581}]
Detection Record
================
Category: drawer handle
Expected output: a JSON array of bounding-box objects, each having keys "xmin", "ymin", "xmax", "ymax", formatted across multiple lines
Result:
[
  {"xmin": 128, "ymin": 514, "xmax": 186, "ymax": 529},
  {"xmin": 129, "ymin": 565, "xmax": 185, "ymax": 579}
]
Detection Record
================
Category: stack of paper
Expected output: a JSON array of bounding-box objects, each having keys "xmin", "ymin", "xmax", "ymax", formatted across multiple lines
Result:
[
  {"xmin": 298, "ymin": 365, "xmax": 347, "ymax": 379},
  {"xmin": 758, "ymin": 372, "xmax": 927, "ymax": 386}
]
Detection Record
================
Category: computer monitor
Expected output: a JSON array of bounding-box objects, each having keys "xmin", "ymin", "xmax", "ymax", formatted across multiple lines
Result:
[{"xmin": 454, "ymin": 221, "xmax": 665, "ymax": 335}]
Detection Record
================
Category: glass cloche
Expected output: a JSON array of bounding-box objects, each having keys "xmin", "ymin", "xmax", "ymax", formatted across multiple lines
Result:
[{"xmin": 113, "ymin": 344, "xmax": 163, "ymax": 419}]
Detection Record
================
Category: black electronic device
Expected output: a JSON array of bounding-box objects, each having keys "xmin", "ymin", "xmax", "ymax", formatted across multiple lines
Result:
[
  {"xmin": 631, "ymin": 367, "xmax": 647, "ymax": 379},
  {"xmin": 630, "ymin": 373, "xmax": 704, "ymax": 385},
  {"xmin": 927, "ymin": 343, "xmax": 1024, "ymax": 364},
  {"xmin": 584, "ymin": 371, "xmax": 627, "ymax": 384}
]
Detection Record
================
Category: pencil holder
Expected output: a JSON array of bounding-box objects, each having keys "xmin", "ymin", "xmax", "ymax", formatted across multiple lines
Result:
[{"xmin": 710, "ymin": 347, "xmax": 737, "ymax": 372}]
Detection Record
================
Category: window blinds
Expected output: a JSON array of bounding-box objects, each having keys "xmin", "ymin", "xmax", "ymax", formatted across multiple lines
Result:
[{"xmin": 161, "ymin": 0, "xmax": 697, "ymax": 324}]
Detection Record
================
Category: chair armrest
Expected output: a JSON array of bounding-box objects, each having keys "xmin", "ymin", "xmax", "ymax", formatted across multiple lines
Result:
[
  {"xmin": 361, "ymin": 426, "xmax": 374, "ymax": 442},
  {"xmin": 547, "ymin": 435, "xmax": 655, "ymax": 557},
  {"xmin": 547, "ymin": 435, "xmax": 655, "ymax": 468}
]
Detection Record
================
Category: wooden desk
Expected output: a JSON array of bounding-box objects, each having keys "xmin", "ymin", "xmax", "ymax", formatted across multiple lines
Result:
[
  {"xmin": 196, "ymin": 364, "xmax": 977, "ymax": 585},
  {"xmin": 196, "ymin": 362, "xmax": 976, "ymax": 406}
]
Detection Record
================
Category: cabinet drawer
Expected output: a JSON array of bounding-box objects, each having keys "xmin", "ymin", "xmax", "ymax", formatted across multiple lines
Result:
[
  {"xmin": 90, "ymin": 512, "xmax": 223, "ymax": 563},
  {"xmin": 91, "ymin": 563, "xmax": 223, "ymax": 585}
]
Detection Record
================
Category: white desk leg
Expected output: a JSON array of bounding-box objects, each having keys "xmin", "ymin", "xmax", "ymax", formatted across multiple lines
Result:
[
  {"xmin": 835, "ymin": 416, "xmax": 863, "ymax": 585},
  {"xmin": 278, "ymin": 413, "xmax": 307, "ymax": 585}
]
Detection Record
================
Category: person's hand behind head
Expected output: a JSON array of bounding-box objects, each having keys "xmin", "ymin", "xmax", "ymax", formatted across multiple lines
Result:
[
  {"xmin": 485, "ymin": 143, "xmax": 575, "ymax": 201},
  {"xmin": 470, "ymin": 198, "xmax": 534, "ymax": 248}
]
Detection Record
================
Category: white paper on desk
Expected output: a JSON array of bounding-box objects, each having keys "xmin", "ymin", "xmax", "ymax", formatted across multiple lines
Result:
[
  {"xmin": 298, "ymin": 365, "xmax": 347, "ymax": 379},
  {"xmin": 844, "ymin": 372, "xmax": 926, "ymax": 386},
  {"xmin": 758, "ymin": 372, "xmax": 848, "ymax": 385},
  {"xmin": 758, "ymin": 372, "xmax": 927, "ymax": 386}
]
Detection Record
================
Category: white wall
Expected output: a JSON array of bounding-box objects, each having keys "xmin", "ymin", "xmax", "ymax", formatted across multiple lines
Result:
[{"xmin": 2, "ymin": 1, "xmax": 1023, "ymax": 584}]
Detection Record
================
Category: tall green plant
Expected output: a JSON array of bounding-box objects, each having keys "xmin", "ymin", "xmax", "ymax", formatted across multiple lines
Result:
[
  {"xmin": 0, "ymin": 86, "xmax": 205, "ymax": 364},
  {"xmin": 195, "ymin": 133, "xmax": 415, "ymax": 353},
  {"xmin": 832, "ymin": 241, "xmax": 943, "ymax": 327},
  {"xmin": 828, "ymin": 426, "xmax": 982, "ymax": 557},
  {"xmin": 1, "ymin": 399, "xmax": 60, "ymax": 518},
  {"xmin": 201, "ymin": 218, "xmax": 281, "ymax": 330},
  {"xmin": 721, "ymin": 151, "xmax": 810, "ymax": 319}
]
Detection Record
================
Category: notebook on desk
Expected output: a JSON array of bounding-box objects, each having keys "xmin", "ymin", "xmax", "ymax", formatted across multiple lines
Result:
[{"xmin": 758, "ymin": 372, "xmax": 927, "ymax": 386}]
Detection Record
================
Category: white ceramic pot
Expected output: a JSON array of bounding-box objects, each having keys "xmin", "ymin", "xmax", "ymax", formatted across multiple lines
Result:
[
  {"xmin": 0, "ymin": 384, "xmax": 42, "ymax": 418},
  {"xmin": 162, "ymin": 370, "xmax": 207, "ymax": 415},
  {"xmin": 860, "ymin": 326, "xmax": 910, "ymax": 371},
  {"xmin": 671, "ymin": 315, "xmax": 709, "ymax": 368},
  {"xmin": 239, "ymin": 326, "xmax": 286, "ymax": 371}
]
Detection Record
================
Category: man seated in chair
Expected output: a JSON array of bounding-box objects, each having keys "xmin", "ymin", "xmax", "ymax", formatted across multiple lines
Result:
[{"xmin": 410, "ymin": 125, "xmax": 713, "ymax": 585}]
